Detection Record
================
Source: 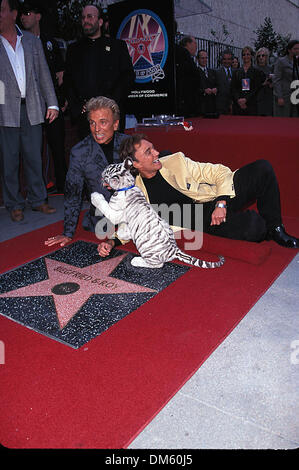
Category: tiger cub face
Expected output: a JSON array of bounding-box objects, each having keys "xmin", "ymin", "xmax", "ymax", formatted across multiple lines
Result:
[{"xmin": 101, "ymin": 158, "xmax": 135, "ymax": 191}]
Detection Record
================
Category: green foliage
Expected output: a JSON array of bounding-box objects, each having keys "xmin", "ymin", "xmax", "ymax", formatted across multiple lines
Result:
[
  {"xmin": 254, "ymin": 17, "xmax": 291, "ymax": 56},
  {"xmin": 276, "ymin": 32, "xmax": 292, "ymax": 57}
]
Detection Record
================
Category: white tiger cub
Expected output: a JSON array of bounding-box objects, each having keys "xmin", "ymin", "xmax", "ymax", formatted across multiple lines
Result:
[{"xmin": 91, "ymin": 158, "xmax": 225, "ymax": 269}]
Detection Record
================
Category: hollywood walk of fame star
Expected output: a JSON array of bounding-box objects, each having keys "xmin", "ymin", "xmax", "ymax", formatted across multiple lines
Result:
[
  {"xmin": 125, "ymin": 19, "xmax": 157, "ymax": 66},
  {"xmin": 0, "ymin": 254, "xmax": 156, "ymax": 330}
]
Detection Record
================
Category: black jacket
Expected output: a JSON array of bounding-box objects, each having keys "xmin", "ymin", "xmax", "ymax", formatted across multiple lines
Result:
[
  {"xmin": 198, "ymin": 67, "xmax": 218, "ymax": 115},
  {"xmin": 231, "ymin": 66, "xmax": 265, "ymax": 115},
  {"xmin": 175, "ymin": 45, "xmax": 201, "ymax": 117},
  {"xmin": 215, "ymin": 67, "xmax": 233, "ymax": 114},
  {"xmin": 40, "ymin": 33, "xmax": 65, "ymax": 107},
  {"xmin": 63, "ymin": 132, "xmax": 127, "ymax": 238},
  {"xmin": 64, "ymin": 36, "xmax": 135, "ymax": 120}
]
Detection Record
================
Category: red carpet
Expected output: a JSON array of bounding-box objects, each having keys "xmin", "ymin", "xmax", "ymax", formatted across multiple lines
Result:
[
  {"xmin": 132, "ymin": 116, "xmax": 299, "ymax": 218},
  {"xmin": 0, "ymin": 216, "xmax": 298, "ymax": 449}
]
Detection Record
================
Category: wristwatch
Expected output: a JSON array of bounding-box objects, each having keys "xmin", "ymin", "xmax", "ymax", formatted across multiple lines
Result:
[{"xmin": 215, "ymin": 202, "xmax": 227, "ymax": 209}]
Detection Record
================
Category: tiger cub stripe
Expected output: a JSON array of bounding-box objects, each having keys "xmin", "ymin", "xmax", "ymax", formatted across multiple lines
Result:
[{"xmin": 91, "ymin": 159, "xmax": 225, "ymax": 270}]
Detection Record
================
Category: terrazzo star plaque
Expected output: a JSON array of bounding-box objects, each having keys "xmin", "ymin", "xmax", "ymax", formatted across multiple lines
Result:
[{"xmin": 0, "ymin": 241, "xmax": 189, "ymax": 348}]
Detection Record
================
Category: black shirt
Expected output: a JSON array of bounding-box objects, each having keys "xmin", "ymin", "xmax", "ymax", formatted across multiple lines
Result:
[
  {"xmin": 143, "ymin": 171, "xmax": 197, "ymax": 229},
  {"xmin": 100, "ymin": 135, "xmax": 115, "ymax": 165},
  {"xmin": 82, "ymin": 38, "xmax": 104, "ymax": 100}
]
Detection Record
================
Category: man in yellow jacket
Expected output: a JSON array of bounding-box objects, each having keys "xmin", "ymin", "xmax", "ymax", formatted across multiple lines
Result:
[{"xmin": 97, "ymin": 134, "xmax": 299, "ymax": 256}]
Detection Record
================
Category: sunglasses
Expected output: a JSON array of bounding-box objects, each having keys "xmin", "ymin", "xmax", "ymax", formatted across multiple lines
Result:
[
  {"xmin": 21, "ymin": 11, "xmax": 38, "ymax": 16},
  {"xmin": 257, "ymin": 54, "xmax": 266, "ymax": 57}
]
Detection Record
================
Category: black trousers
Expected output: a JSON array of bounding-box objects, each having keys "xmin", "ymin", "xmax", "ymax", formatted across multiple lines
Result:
[
  {"xmin": 44, "ymin": 110, "xmax": 67, "ymax": 191},
  {"xmin": 203, "ymin": 160, "xmax": 282, "ymax": 242}
]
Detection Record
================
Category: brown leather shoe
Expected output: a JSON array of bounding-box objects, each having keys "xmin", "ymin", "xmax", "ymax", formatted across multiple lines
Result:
[
  {"xmin": 10, "ymin": 209, "xmax": 24, "ymax": 222},
  {"xmin": 32, "ymin": 203, "xmax": 56, "ymax": 214}
]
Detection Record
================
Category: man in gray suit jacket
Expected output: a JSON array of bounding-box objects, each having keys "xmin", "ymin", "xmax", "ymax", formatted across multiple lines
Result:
[
  {"xmin": 215, "ymin": 50, "xmax": 233, "ymax": 115},
  {"xmin": 0, "ymin": 0, "xmax": 58, "ymax": 221}
]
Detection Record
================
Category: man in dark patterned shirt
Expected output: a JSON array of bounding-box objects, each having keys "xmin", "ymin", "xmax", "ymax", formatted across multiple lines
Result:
[{"xmin": 45, "ymin": 96, "xmax": 127, "ymax": 248}]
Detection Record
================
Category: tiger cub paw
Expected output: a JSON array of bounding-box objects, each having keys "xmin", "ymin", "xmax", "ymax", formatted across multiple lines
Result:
[
  {"xmin": 131, "ymin": 256, "xmax": 163, "ymax": 268},
  {"xmin": 91, "ymin": 192, "xmax": 105, "ymax": 209},
  {"xmin": 131, "ymin": 256, "xmax": 152, "ymax": 268}
]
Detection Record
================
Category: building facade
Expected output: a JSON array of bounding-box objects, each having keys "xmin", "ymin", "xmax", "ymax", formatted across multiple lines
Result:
[{"xmin": 175, "ymin": 0, "xmax": 299, "ymax": 49}]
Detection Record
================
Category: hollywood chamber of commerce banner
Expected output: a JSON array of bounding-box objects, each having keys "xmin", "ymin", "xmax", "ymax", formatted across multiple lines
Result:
[{"xmin": 108, "ymin": 0, "xmax": 176, "ymax": 116}]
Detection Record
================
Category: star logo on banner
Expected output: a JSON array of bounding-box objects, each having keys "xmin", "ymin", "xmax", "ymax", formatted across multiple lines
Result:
[
  {"xmin": 125, "ymin": 19, "xmax": 157, "ymax": 66},
  {"xmin": 0, "ymin": 255, "xmax": 156, "ymax": 329}
]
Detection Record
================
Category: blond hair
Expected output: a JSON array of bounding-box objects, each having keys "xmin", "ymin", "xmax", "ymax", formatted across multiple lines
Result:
[
  {"xmin": 86, "ymin": 96, "xmax": 120, "ymax": 122},
  {"xmin": 255, "ymin": 47, "xmax": 270, "ymax": 64}
]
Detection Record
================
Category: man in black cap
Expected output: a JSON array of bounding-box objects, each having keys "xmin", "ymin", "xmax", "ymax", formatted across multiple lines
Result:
[{"xmin": 20, "ymin": 0, "xmax": 67, "ymax": 194}]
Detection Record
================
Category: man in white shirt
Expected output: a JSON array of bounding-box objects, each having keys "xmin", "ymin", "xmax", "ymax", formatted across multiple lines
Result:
[{"xmin": 0, "ymin": 0, "xmax": 58, "ymax": 221}]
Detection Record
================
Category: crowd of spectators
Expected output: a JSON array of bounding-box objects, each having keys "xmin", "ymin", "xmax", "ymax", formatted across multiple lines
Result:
[
  {"xmin": 1, "ymin": 0, "xmax": 298, "ymax": 224},
  {"xmin": 176, "ymin": 36, "xmax": 299, "ymax": 119},
  {"xmin": 0, "ymin": 0, "xmax": 134, "ymax": 220}
]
